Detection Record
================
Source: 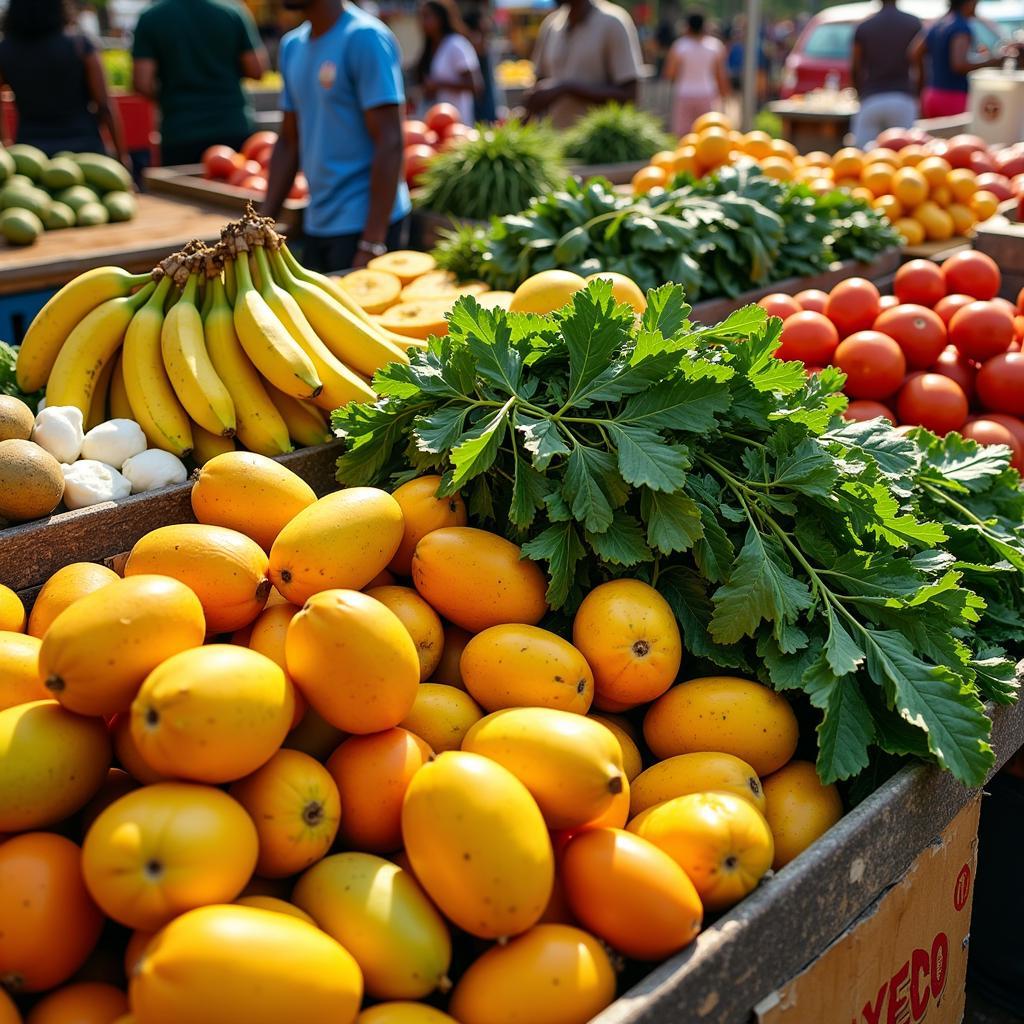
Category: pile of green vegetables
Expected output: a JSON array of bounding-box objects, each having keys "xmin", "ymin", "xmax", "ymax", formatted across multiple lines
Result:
[
  {"xmin": 0, "ymin": 340, "xmax": 40, "ymax": 409},
  {"xmin": 561, "ymin": 103, "xmax": 672, "ymax": 166},
  {"xmin": 334, "ymin": 282, "xmax": 1022, "ymax": 788},
  {"xmin": 415, "ymin": 120, "xmax": 565, "ymax": 221},
  {"xmin": 434, "ymin": 165, "xmax": 901, "ymax": 300}
]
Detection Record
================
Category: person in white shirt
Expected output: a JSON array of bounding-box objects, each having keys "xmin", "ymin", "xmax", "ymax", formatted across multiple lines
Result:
[
  {"xmin": 663, "ymin": 11, "xmax": 729, "ymax": 135},
  {"xmin": 416, "ymin": 0, "xmax": 481, "ymax": 126}
]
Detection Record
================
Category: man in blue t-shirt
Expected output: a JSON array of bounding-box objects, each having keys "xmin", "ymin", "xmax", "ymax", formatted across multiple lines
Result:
[{"xmin": 262, "ymin": 0, "xmax": 410, "ymax": 272}]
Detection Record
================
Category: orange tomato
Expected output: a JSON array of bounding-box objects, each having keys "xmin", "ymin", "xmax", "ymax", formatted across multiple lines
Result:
[
  {"xmin": 26, "ymin": 563, "xmax": 118, "ymax": 639},
  {"xmin": 26, "ymin": 982, "xmax": 128, "ymax": 1024},
  {"xmin": 0, "ymin": 631, "xmax": 47, "ymax": 710},
  {"xmin": 643, "ymin": 676, "xmax": 798, "ymax": 776},
  {"xmin": 230, "ymin": 748, "xmax": 341, "ymax": 878},
  {"xmin": 832, "ymin": 331, "xmax": 907, "ymax": 400},
  {"xmin": 561, "ymin": 828, "xmax": 702, "ymax": 960},
  {"xmin": 825, "ymin": 277, "xmax": 881, "ymax": 336},
  {"xmin": 365, "ymin": 586, "xmax": 444, "ymax": 681},
  {"xmin": 629, "ymin": 792, "xmax": 774, "ymax": 911},
  {"xmin": 571, "ymin": 579, "xmax": 681, "ymax": 707},
  {"xmin": 388, "ymin": 475, "xmax": 467, "ymax": 577},
  {"xmin": 449, "ymin": 925, "xmax": 615, "ymax": 1024},
  {"xmin": 976, "ymin": 355, "xmax": 1024, "ymax": 416},
  {"xmin": 949, "ymin": 300, "xmax": 1014, "ymax": 361},
  {"xmin": 0, "ymin": 833, "xmax": 103, "ymax": 994},
  {"xmin": 327, "ymin": 728, "xmax": 432, "ymax": 852},
  {"xmin": 874, "ymin": 303, "xmax": 947, "ymax": 370},
  {"xmin": 777, "ymin": 311, "xmax": 839, "ymax": 364},
  {"xmin": 762, "ymin": 760, "xmax": 843, "ymax": 869},
  {"xmin": 894, "ymin": 258, "xmax": 946, "ymax": 307},
  {"xmin": 941, "ymin": 250, "xmax": 1001, "ymax": 300},
  {"xmin": 82, "ymin": 782, "xmax": 258, "ymax": 930},
  {"xmin": 896, "ymin": 373, "xmax": 969, "ymax": 434},
  {"xmin": 794, "ymin": 288, "xmax": 828, "ymax": 313},
  {"xmin": 758, "ymin": 293, "xmax": 802, "ymax": 320}
]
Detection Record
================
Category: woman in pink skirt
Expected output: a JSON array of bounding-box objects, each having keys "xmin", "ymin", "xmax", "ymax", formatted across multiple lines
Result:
[{"xmin": 664, "ymin": 12, "xmax": 730, "ymax": 135}]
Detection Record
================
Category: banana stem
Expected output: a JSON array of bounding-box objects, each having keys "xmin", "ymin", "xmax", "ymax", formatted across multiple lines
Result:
[{"xmin": 128, "ymin": 279, "xmax": 158, "ymax": 310}]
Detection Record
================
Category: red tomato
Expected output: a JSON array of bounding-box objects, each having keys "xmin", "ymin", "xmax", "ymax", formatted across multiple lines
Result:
[
  {"xmin": 249, "ymin": 144, "xmax": 274, "ymax": 169},
  {"xmin": 833, "ymin": 331, "xmax": 907, "ymax": 399},
  {"xmin": 403, "ymin": 119, "xmax": 432, "ymax": 146},
  {"xmin": 896, "ymin": 373, "xmax": 968, "ymax": 434},
  {"xmin": 997, "ymin": 150, "xmax": 1024, "ymax": 177},
  {"xmin": 949, "ymin": 301, "xmax": 1014, "ymax": 361},
  {"xmin": 804, "ymin": 365, "xmax": 824, "ymax": 376},
  {"xmin": 934, "ymin": 293, "xmax": 974, "ymax": 326},
  {"xmin": 758, "ymin": 293, "xmax": 802, "ymax": 320},
  {"xmin": 843, "ymin": 400, "xmax": 895, "ymax": 423},
  {"xmin": 970, "ymin": 150, "xmax": 998, "ymax": 175},
  {"xmin": 825, "ymin": 278, "xmax": 881, "ymax": 337},
  {"xmin": 878, "ymin": 295, "xmax": 899, "ymax": 311},
  {"xmin": 228, "ymin": 159, "xmax": 262, "ymax": 186},
  {"xmin": 404, "ymin": 143, "xmax": 436, "ymax": 187},
  {"xmin": 894, "ymin": 259, "xmax": 946, "ymax": 308},
  {"xmin": 971, "ymin": 412, "xmax": 1024, "ymax": 468},
  {"xmin": 241, "ymin": 131, "xmax": 278, "ymax": 160},
  {"xmin": 1015, "ymin": 315, "xmax": 1024, "ymax": 342},
  {"xmin": 440, "ymin": 125, "xmax": 479, "ymax": 150},
  {"xmin": 976, "ymin": 352, "xmax": 1024, "ymax": 414},
  {"xmin": 932, "ymin": 345, "xmax": 977, "ymax": 402},
  {"xmin": 941, "ymin": 251, "xmax": 1001, "ymax": 300},
  {"xmin": 777, "ymin": 311, "xmax": 839, "ymax": 364},
  {"xmin": 1017, "ymin": 285, "xmax": 1024, "ymax": 314},
  {"xmin": 794, "ymin": 289, "xmax": 828, "ymax": 313},
  {"xmin": 975, "ymin": 172, "xmax": 1014, "ymax": 201},
  {"xmin": 425, "ymin": 103, "xmax": 462, "ymax": 135},
  {"xmin": 202, "ymin": 145, "xmax": 238, "ymax": 181},
  {"xmin": 288, "ymin": 173, "xmax": 309, "ymax": 201},
  {"xmin": 991, "ymin": 297, "xmax": 1018, "ymax": 320},
  {"xmin": 240, "ymin": 175, "xmax": 267, "ymax": 193},
  {"xmin": 873, "ymin": 304, "xmax": 947, "ymax": 369},
  {"xmin": 962, "ymin": 418, "xmax": 1023, "ymax": 468},
  {"xmin": 945, "ymin": 134, "xmax": 988, "ymax": 169}
]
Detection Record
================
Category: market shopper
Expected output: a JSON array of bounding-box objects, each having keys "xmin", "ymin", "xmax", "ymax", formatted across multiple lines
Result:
[
  {"xmin": 526, "ymin": 0, "xmax": 644, "ymax": 130},
  {"xmin": 0, "ymin": 0, "xmax": 131, "ymax": 164},
  {"xmin": 416, "ymin": 0, "xmax": 481, "ymax": 128},
  {"xmin": 910, "ymin": 0, "xmax": 1013, "ymax": 118},
  {"xmin": 260, "ymin": 0, "xmax": 409, "ymax": 273},
  {"xmin": 131, "ymin": 0, "xmax": 269, "ymax": 166},
  {"xmin": 850, "ymin": 0, "xmax": 921, "ymax": 148},
  {"xmin": 663, "ymin": 12, "xmax": 729, "ymax": 136}
]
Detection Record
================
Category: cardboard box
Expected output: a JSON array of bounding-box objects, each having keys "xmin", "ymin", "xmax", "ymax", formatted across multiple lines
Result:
[{"xmin": 754, "ymin": 796, "xmax": 981, "ymax": 1024}]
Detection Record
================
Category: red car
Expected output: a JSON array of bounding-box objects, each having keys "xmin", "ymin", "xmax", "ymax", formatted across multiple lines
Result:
[{"xmin": 780, "ymin": 0, "xmax": 1020, "ymax": 98}]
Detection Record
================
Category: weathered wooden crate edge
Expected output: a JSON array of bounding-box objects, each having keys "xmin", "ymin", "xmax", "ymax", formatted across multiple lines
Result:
[
  {"xmin": 0, "ymin": 441, "xmax": 344, "ymax": 594},
  {"xmin": 592, "ymin": 695, "xmax": 1024, "ymax": 1024}
]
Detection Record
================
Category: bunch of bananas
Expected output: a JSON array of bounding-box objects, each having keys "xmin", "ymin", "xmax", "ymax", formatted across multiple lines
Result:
[{"xmin": 14, "ymin": 207, "xmax": 415, "ymax": 461}]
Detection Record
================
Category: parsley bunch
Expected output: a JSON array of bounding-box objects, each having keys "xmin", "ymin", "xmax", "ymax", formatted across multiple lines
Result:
[{"xmin": 333, "ymin": 283, "xmax": 1022, "ymax": 787}]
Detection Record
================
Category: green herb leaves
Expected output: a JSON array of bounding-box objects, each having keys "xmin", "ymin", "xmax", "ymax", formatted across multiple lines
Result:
[{"xmin": 333, "ymin": 282, "xmax": 1022, "ymax": 789}]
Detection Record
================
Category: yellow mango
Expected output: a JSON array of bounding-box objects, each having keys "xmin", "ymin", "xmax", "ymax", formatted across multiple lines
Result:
[
  {"xmin": 0, "ymin": 700, "xmax": 111, "ymax": 831},
  {"xmin": 191, "ymin": 451, "xmax": 317, "ymax": 551},
  {"xmin": 27, "ymin": 562, "xmax": 119, "ymax": 638},
  {"xmin": 365, "ymin": 585, "xmax": 444, "ymax": 681},
  {"xmin": 449, "ymin": 924, "xmax": 616, "ymax": 1024},
  {"xmin": 631, "ymin": 751, "xmax": 765, "ymax": 817},
  {"xmin": 462, "ymin": 708, "xmax": 625, "ymax": 829},
  {"xmin": 401, "ymin": 750, "xmax": 553, "ymax": 939},
  {"xmin": 286, "ymin": 589, "xmax": 419, "ymax": 733},
  {"xmin": 357, "ymin": 1005, "xmax": 457, "ymax": 1024},
  {"xmin": 588, "ymin": 713, "xmax": 644, "ymax": 781},
  {"xmin": 0, "ymin": 630, "xmax": 47, "ymax": 710},
  {"xmin": 37, "ymin": 575, "xmax": 205, "ymax": 716},
  {"xmin": 294, "ymin": 852, "xmax": 450, "ymax": 1000},
  {"xmin": 388, "ymin": 475, "xmax": 467, "ymax": 577},
  {"xmin": 270, "ymin": 488, "xmax": 404, "ymax": 605},
  {"xmin": 460, "ymin": 624, "xmax": 594, "ymax": 714},
  {"xmin": 411, "ymin": 527, "xmax": 547, "ymax": 633},
  {"xmin": 398, "ymin": 683, "xmax": 482, "ymax": 752}
]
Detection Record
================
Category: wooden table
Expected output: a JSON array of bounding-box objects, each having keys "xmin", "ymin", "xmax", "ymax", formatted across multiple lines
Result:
[
  {"xmin": 767, "ymin": 100, "xmax": 858, "ymax": 155},
  {"xmin": 0, "ymin": 193, "xmax": 231, "ymax": 297}
]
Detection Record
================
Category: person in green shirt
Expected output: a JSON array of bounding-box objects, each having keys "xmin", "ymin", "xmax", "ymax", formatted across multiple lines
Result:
[{"xmin": 132, "ymin": 0, "xmax": 269, "ymax": 165}]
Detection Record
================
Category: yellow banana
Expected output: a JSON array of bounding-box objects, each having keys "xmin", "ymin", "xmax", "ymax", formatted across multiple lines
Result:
[
  {"xmin": 279, "ymin": 244, "xmax": 410, "ymax": 345},
  {"xmin": 46, "ymin": 281, "xmax": 156, "ymax": 416},
  {"xmin": 253, "ymin": 246, "xmax": 374, "ymax": 412},
  {"xmin": 231, "ymin": 252, "xmax": 322, "ymax": 400},
  {"xmin": 271, "ymin": 247, "xmax": 409, "ymax": 378},
  {"xmin": 108, "ymin": 350, "xmax": 134, "ymax": 421},
  {"xmin": 267, "ymin": 384, "xmax": 333, "ymax": 448},
  {"xmin": 161, "ymin": 273, "xmax": 236, "ymax": 437},
  {"xmin": 190, "ymin": 421, "xmax": 236, "ymax": 465},
  {"xmin": 17, "ymin": 266, "xmax": 151, "ymax": 392},
  {"xmin": 86, "ymin": 354, "xmax": 116, "ymax": 430},
  {"xmin": 204, "ymin": 274, "xmax": 292, "ymax": 458},
  {"xmin": 122, "ymin": 275, "xmax": 193, "ymax": 457}
]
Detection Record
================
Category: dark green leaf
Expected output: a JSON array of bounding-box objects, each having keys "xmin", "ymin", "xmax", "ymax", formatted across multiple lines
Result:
[
  {"xmin": 521, "ymin": 521, "xmax": 586, "ymax": 609},
  {"xmin": 586, "ymin": 511, "xmax": 652, "ymax": 566}
]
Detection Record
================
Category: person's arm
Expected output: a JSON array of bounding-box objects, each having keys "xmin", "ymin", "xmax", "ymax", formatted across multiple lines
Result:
[
  {"xmin": 83, "ymin": 47, "xmax": 131, "ymax": 168},
  {"xmin": 260, "ymin": 109, "xmax": 299, "ymax": 222},
  {"xmin": 236, "ymin": 7, "xmax": 269, "ymax": 81},
  {"xmin": 132, "ymin": 57, "xmax": 157, "ymax": 99},
  {"xmin": 908, "ymin": 30, "xmax": 927, "ymax": 94},
  {"xmin": 949, "ymin": 30, "xmax": 1005, "ymax": 74},
  {"xmin": 716, "ymin": 41, "xmax": 731, "ymax": 97},
  {"xmin": 662, "ymin": 41, "xmax": 680, "ymax": 81},
  {"xmin": 354, "ymin": 103, "xmax": 404, "ymax": 268},
  {"xmin": 240, "ymin": 47, "xmax": 269, "ymax": 81}
]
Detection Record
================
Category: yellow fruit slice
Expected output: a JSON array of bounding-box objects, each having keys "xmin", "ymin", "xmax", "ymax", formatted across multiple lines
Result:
[{"xmin": 367, "ymin": 251, "xmax": 436, "ymax": 285}]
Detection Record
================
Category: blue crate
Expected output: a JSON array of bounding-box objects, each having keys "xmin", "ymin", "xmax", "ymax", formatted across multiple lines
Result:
[{"xmin": 0, "ymin": 287, "xmax": 55, "ymax": 346}]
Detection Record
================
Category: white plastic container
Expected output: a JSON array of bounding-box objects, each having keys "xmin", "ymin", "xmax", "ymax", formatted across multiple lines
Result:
[{"xmin": 969, "ymin": 68, "xmax": 1024, "ymax": 146}]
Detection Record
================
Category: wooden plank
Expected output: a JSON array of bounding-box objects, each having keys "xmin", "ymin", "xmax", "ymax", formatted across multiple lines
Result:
[
  {"xmin": 592, "ymin": 694, "xmax": 1024, "ymax": 1024},
  {"xmin": 901, "ymin": 239, "xmax": 971, "ymax": 262},
  {"xmin": 691, "ymin": 249, "xmax": 901, "ymax": 324},
  {"xmin": 0, "ymin": 194, "xmax": 231, "ymax": 296},
  {"xmin": 0, "ymin": 441, "xmax": 344, "ymax": 594}
]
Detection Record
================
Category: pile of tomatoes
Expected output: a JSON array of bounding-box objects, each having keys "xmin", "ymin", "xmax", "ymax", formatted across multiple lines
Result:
[
  {"xmin": 402, "ymin": 104, "xmax": 478, "ymax": 189},
  {"xmin": 760, "ymin": 251, "xmax": 1024, "ymax": 471},
  {"xmin": 200, "ymin": 132, "xmax": 309, "ymax": 202}
]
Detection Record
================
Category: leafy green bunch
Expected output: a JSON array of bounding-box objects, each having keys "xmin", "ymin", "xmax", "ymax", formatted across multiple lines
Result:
[
  {"xmin": 333, "ymin": 282, "xmax": 1023, "ymax": 788},
  {"xmin": 415, "ymin": 120, "xmax": 566, "ymax": 221},
  {"xmin": 433, "ymin": 166, "xmax": 901, "ymax": 299},
  {"xmin": 0, "ymin": 340, "xmax": 41, "ymax": 410},
  {"xmin": 561, "ymin": 103, "xmax": 672, "ymax": 166}
]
